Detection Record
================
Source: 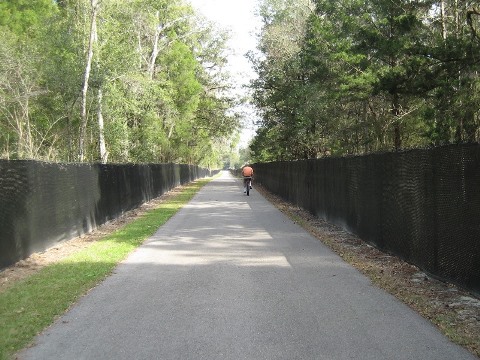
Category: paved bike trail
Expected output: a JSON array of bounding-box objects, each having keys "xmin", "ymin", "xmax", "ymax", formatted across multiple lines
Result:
[{"xmin": 18, "ymin": 171, "xmax": 477, "ymax": 360}]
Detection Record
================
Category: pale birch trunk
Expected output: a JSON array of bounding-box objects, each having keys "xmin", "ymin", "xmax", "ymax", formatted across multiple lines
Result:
[
  {"xmin": 440, "ymin": 0, "xmax": 447, "ymax": 40},
  {"xmin": 97, "ymin": 88, "xmax": 108, "ymax": 163},
  {"xmin": 148, "ymin": 11, "xmax": 161, "ymax": 79},
  {"xmin": 79, "ymin": 0, "xmax": 99, "ymax": 162},
  {"xmin": 15, "ymin": 93, "xmax": 33, "ymax": 158}
]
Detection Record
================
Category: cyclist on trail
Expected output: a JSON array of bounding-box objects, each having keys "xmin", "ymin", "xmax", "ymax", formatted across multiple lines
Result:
[{"xmin": 242, "ymin": 165, "xmax": 254, "ymax": 193}]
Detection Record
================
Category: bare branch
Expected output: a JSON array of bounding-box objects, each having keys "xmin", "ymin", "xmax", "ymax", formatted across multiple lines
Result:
[{"xmin": 467, "ymin": 7, "xmax": 480, "ymax": 41}]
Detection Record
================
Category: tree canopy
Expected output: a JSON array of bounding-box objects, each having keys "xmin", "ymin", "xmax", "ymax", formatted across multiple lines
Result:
[
  {"xmin": 5, "ymin": 0, "xmax": 480, "ymax": 165},
  {"xmin": 249, "ymin": 0, "xmax": 480, "ymax": 161},
  {"xmin": 0, "ymin": 0, "xmax": 242, "ymax": 168}
]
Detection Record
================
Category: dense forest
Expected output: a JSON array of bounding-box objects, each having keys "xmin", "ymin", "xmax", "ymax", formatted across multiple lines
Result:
[
  {"xmin": 249, "ymin": 0, "xmax": 480, "ymax": 161},
  {"xmin": 4, "ymin": 1, "xmax": 480, "ymax": 166},
  {"xmin": 0, "ymin": 0, "xmax": 242, "ymax": 168}
]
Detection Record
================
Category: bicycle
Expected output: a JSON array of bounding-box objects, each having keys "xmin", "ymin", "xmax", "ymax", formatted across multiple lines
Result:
[{"xmin": 243, "ymin": 176, "xmax": 252, "ymax": 196}]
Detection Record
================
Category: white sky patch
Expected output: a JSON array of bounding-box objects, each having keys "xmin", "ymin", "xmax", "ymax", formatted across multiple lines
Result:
[
  {"xmin": 189, "ymin": 0, "xmax": 262, "ymax": 147},
  {"xmin": 189, "ymin": 0, "xmax": 260, "ymax": 80}
]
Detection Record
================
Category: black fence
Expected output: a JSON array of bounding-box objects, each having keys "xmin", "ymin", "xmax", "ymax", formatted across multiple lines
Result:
[
  {"xmin": 0, "ymin": 161, "xmax": 214, "ymax": 269},
  {"xmin": 253, "ymin": 144, "xmax": 480, "ymax": 295}
]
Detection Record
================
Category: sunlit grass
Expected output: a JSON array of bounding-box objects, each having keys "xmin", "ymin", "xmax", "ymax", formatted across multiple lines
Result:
[{"xmin": 0, "ymin": 178, "xmax": 211, "ymax": 360}]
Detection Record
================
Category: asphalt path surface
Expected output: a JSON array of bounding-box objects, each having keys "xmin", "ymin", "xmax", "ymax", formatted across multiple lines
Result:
[{"xmin": 18, "ymin": 171, "xmax": 477, "ymax": 360}]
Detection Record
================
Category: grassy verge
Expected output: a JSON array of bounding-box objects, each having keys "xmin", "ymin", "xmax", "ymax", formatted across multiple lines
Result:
[{"xmin": 0, "ymin": 178, "xmax": 211, "ymax": 360}]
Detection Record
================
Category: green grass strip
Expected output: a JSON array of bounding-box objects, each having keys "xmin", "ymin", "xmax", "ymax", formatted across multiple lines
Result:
[{"xmin": 0, "ymin": 178, "xmax": 211, "ymax": 360}]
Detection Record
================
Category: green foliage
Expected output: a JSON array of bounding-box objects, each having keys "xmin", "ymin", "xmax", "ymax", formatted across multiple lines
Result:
[
  {"xmin": 249, "ymin": 0, "xmax": 480, "ymax": 161},
  {"xmin": 0, "ymin": 0, "xmax": 57, "ymax": 36},
  {"xmin": 0, "ymin": 0, "xmax": 240, "ymax": 166},
  {"xmin": 160, "ymin": 41, "xmax": 202, "ymax": 117}
]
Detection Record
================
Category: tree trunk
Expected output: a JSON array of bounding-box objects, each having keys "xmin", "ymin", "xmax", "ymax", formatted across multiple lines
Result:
[
  {"xmin": 97, "ymin": 87, "xmax": 108, "ymax": 163},
  {"xmin": 440, "ymin": 0, "xmax": 447, "ymax": 40},
  {"xmin": 148, "ymin": 11, "xmax": 161, "ymax": 79},
  {"xmin": 24, "ymin": 97, "xmax": 34, "ymax": 158},
  {"xmin": 15, "ymin": 109, "xmax": 24, "ymax": 158},
  {"xmin": 454, "ymin": 0, "xmax": 460, "ymax": 36},
  {"xmin": 392, "ymin": 93, "xmax": 402, "ymax": 151},
  {"xmin": 79, "ymin": 0, "xmax": 99, "ymax": 162},
  {"xmin": 15, "ymin": 94, "xmax": 33, "ymax": 159}
]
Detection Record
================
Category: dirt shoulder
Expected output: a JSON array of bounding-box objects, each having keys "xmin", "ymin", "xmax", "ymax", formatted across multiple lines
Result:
[{"xmin": 1, "ymin": 182, "xmax": 479, "ymax": 357}]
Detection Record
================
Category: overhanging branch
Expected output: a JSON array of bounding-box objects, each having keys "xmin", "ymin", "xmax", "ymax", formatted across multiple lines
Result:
[{"xmin": 467, "ymin": 7, "xmax": 480, "ymax": 42}]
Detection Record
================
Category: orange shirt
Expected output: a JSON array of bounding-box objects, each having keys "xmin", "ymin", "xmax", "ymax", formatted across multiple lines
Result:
[{"xmin": 242, "ymin": 166, "xmax": 253, "ymax": 177}]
